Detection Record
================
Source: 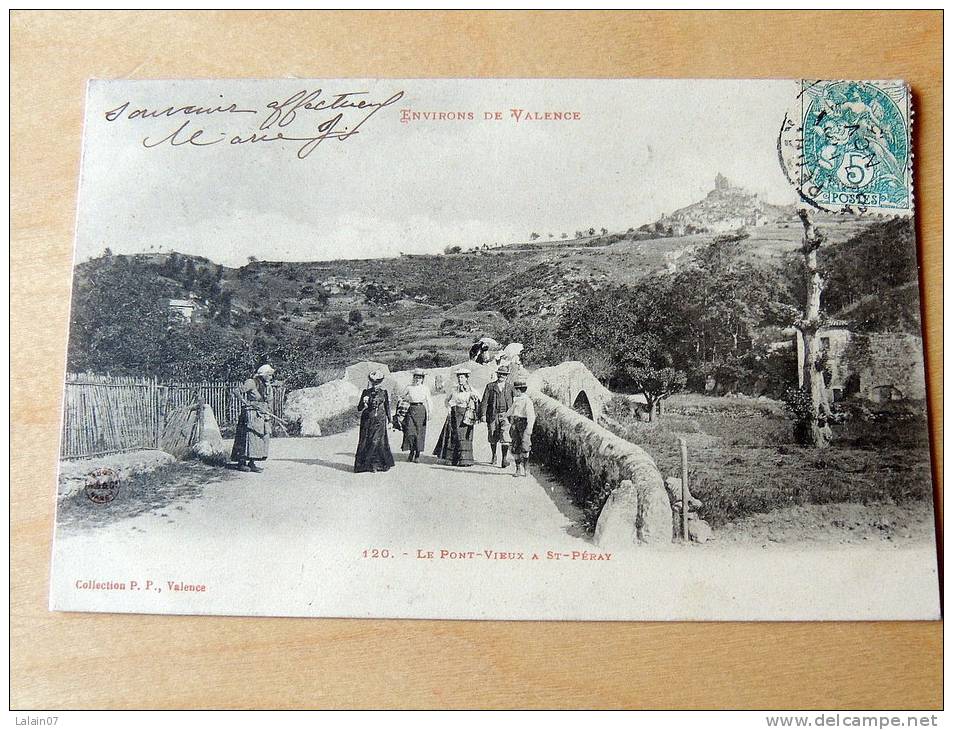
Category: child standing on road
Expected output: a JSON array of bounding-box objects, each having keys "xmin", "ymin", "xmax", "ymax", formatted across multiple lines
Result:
[{"xmin": 505, "ymin": 377, "xmax": 536, "ymax": 478}]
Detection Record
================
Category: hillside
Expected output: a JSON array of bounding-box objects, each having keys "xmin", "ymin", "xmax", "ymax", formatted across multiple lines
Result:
[
  {"xmin": 67, "ymin": 179, "xmax": 917, "ymax": 386},
  {"xmin": 69, "ymin": 251, "xmax": 519, "ymax": 380},
  {"xmin": 650, "ymin": 173, "xmax": 795, "ymax": 236},
  {"xmin": 477, "ymin": 209, "xmax": 874, "ymax": 322}
]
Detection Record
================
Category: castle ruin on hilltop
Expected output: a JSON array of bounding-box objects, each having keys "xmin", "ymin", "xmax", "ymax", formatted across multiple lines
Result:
[{"xmin": 652, "ymin": 174, "xmax": 786, "ymax": 236}]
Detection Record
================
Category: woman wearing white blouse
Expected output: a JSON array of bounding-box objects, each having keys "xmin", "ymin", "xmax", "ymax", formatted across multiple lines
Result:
[
  {"xmin": 399, "ymin": 369, "xmax": 432, "ymax": 462},
  {"xmin": 433, "ymin": 368, "xmax": 481, "ymax": 467}
]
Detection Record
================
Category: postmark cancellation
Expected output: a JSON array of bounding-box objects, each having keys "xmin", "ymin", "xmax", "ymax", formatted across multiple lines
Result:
[{"xmin": 779, "ymin": 80, "xmax": 912, "ymax": 217}]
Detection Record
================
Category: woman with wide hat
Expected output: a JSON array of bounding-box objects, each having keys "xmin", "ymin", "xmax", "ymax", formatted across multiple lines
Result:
[
  {"xmin": 354, "ymin": 370, "xmax": 395, "ymax": 473},
  {"xmin": 398, "ymin": 368, "xmax": 431, "ymax": 462},
  {"xmin": 433, "ymin": 367, "xmax": 481, "ymax": 467}
]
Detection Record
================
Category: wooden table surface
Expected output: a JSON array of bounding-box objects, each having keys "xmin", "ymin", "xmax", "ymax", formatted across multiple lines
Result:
[{"xmin": 10, "ymin": 10, "xmax": 943, "ymax": 709}]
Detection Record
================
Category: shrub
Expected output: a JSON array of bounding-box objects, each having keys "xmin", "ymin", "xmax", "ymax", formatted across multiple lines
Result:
[
  {"xmin": 835, "ymin": 398, "xmax": 930, "ymax": 450},
  {"xmin": 386, "ymin": 350, "xmax": 454, "ymax": 371},
  {"xmin": 782, "ymin": 387, "xmax": 814, "ymax": 445}
]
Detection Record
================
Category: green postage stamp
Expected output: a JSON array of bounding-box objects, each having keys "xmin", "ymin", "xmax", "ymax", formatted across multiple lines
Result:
[{"xmin": 779, "ymin": 79, "xmax": 913, "ymax": 216}]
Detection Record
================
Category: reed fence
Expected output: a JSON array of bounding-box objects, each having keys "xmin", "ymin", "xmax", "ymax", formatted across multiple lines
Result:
[{"xmin": 60, "ymin": 373, "xmax": 287, "ymax": 459}]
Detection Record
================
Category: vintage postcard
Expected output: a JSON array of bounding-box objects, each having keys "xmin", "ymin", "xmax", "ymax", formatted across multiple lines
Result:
[{"xmin": 50, "ymin": 79, "xmax": 938, "ymax": 620}]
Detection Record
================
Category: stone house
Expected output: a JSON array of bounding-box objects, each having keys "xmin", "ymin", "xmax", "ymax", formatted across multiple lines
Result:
[
  {"xmin": 794, "ymin": 321, "xmax": 852, "ymax": 402},
  {"xmin": 793, "ymin": 323, "xmax": 926, "ymax": 403},
  {"xmin": 858, "ymin": 333, "xmax": 927, "ymax": 403},
  {"xmin": 168, "ymin": 296, "xmax": 204, "ymax": 324}
]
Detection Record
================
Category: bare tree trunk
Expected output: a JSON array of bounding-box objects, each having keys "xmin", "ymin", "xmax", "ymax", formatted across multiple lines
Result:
[{"xmin": 795, "ymin": 210, "xmax": 832, "ymax": 448}]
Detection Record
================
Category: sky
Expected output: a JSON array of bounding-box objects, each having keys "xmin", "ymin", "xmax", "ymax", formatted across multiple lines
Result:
[{"xmin": 74, "ymin": 78, "xmax": 799, "ymax": 267}]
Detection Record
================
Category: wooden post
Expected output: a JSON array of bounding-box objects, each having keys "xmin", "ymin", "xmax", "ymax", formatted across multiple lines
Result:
[
  {"xmin": 679, "ymin": 437, "xmax": 689, "ymax": 543},
  {"xmin": 156, "ymin": 382, "xmax": 168, "ymax": 449}
]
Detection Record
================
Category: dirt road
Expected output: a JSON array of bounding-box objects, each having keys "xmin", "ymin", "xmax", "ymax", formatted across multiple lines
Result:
[{"xmin": 49, "ymin": 404, "xmax": 939, "ymax": 620}]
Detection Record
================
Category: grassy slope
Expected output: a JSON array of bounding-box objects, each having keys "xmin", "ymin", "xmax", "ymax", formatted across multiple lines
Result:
[{"xmin": 607, "ymin": 392, "xmax": 934, "ymax": 543}]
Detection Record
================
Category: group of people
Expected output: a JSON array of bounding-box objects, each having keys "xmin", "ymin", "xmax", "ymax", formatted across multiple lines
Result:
[
  {"xmin": 353, "ymin": 362, "xmax": 537, "ymax": 477},
  {"xmin": 227, "ymin": 346, "xmax": 538, "ymax": 479}
]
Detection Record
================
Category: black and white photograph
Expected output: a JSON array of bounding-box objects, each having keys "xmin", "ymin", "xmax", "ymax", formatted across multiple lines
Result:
[{"xmin": 49, "ymin": 78, "xmax": 938, "ymax": 620}]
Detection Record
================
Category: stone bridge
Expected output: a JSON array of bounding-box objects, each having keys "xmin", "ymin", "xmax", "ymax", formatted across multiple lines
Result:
[
  {"xmin": 528, "ymin": 361, "xmax": 615, "ymax": 421},
  {"xmin": 286, "ymin": 358, "xmax": 625, "ymax": 429},
  {"xmin": 285, "ymin": 358, "xmax": 621, "ymax": 433},
  {"xmin": 283, "ymin": 358, "xmax": 673, "ymax": 549}
]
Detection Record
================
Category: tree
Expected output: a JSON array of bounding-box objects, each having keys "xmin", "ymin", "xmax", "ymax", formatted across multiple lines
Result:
[
  {"xmin": 777, "ymin": 217, "xmax": 920, "ymax": 334},
  {"xmin": 166, "ymin": 252, "xmax": 183, "ymax": 276},
  {"xmin": 67, "ymin": 257, "xmax": 174, "ymax": 375},
  {"xmin": 493, "ymin": 318, "xmax": 561, "ymax": 368},
  {"xmin": 325, "ymin": 315, "xmax": 349, "ymax": 335},
  {"xmin": 666, "ymin": 233, "xmax": 786, "ymax": 392},
  {"xmin": 793, "ymin": 209, "xmax": 833, "ymax": 447},
  {"xmin": 363, "ymin": 283, "xmax": 398, "ymax": 307},
  {"xmin": 215, "ymin": 290, "xmax": 233, "ymax": 326},
  {"xmin": 557, "ymin": 280, "xmax": 687, "ymax": 418},
  {"xmin": 530, "ymin": 232, "xmax": 540, "ymax": 240},
  {"xmin": 600, "ymin": 227, "xmax": 608, "ymax": 236},
  {"xmin": 183, "ymin": 258, "xmax": 197, "ymax": 291},
  {"xmin": 313, "ymin": 289, "xmax": 330, "ymax": 310},
  {"xmin": 348, "ymin": 309, "xmax": 364, "ymax": 326},
  {"xmin": 627, "ymin": 361, "xmax": 687, "ymax": 421},
  {"xmin": 197, "ymin": 267, "xmax": 217, "ymax": 296},
  {"xmin": 161, "ymin": 322, "xmax": 259, "ymax": 380}
]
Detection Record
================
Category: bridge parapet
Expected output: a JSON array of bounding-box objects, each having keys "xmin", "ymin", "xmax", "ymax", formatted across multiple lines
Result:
[{"xmin": 530, "ymin": 390, "xmax": 673, "ymax": 549}]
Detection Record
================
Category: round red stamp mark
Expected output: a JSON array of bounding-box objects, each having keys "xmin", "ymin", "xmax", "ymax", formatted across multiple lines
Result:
[{"xmin": 84, "ymin": 467, "xmax": 121, "ymax": 504}]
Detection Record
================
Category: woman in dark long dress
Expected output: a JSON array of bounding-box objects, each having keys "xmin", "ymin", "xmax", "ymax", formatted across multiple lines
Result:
[
  {"xmin": 433, "ymin": 368, "xmax": 481, "ymax": 467},
  {"xmin": 354, "ymin": 370, "xmax": 395, "ymax": 473},
  {"xmin": 398, "ymin": 368, "xmax": 432, "ymax": 462},
  {"xmin": 231, "ymin": 363, "xmax": 275, "ymax": 473}
]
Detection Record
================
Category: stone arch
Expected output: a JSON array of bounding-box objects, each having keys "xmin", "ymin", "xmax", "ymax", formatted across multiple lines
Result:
[{"xmin": 572, "ymin": 390, "xmax": 594, "ymax": 420}]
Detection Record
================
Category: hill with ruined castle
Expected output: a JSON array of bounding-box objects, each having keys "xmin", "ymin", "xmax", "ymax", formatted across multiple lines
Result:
[
  {"xmin": 650, "ymin": 173, "xmax": 795, "ymax": 236},
  {"xmin": 67, "ymin": 176, "xmax": 916, "ymax": 387}
]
